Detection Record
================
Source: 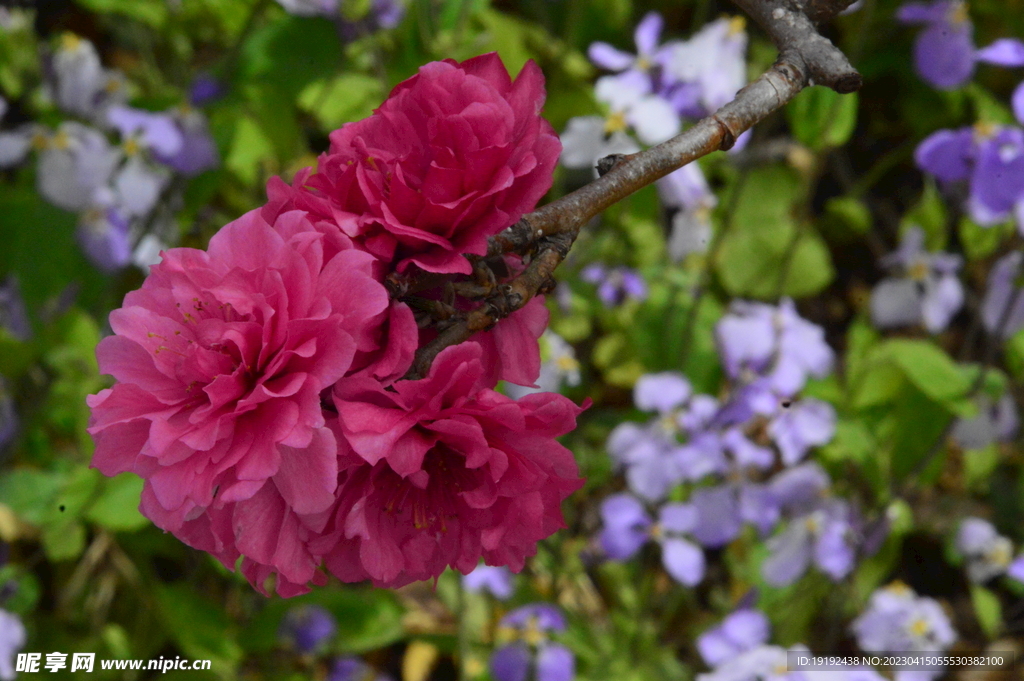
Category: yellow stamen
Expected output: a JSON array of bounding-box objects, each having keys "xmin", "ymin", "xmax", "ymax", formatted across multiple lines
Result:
[
  {"xmin": 604, "ymin": 111, "xmax": 628, "ymax": 135},
  {"xmin": 60, "ymin": 33, "xmax": 81, "ymax": 52},
  {"xmin": 908, "ymin": 260, "xmax": 929, "ymax": 282},
  {"xmin": 728, "ymin": 16, "xmax": 747, "ymax": 35}
]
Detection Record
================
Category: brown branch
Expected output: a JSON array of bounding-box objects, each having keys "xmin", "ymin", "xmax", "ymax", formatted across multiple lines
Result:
[{"xmin": 405, "ymin": 0, "xmax": 863, "ymax": 380}]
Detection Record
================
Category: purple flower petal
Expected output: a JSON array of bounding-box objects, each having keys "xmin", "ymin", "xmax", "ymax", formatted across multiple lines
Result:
[
  {"xmin": 762, "ymin": 521, "xmax": 812, "ymax": 586},
  {"xmin": 975, "ymin": 38, "xmax": 1024, "ymax": 66},
  {"xmin": 1013, "ymin": 82, "xmax": 1024, "ymax": 126},
  {"xmin": 814, "ymin": 504, "xmax": 855, "ymax": 580},
  {"xmin": 1007, "ymin": 554, "xmax": 1024, "ymax": 583},
  {"xmin": 279, "ymin": 604, "xmax": 337, "ymax": 653},
  {"xmin": 739, "ymin": 483, "xmax": 781, "ymax": 537},
  {"xmin": 501, "ymin": 604, "xmax": 567, "ymax": 632},
  {"xmin": 981, "ymin": 251, "xmax": 1024, "ymax": 338},
  {"xmin": 871, "ymin": 278, "xmax": 925, "ymax": 329},
  {"xmin": 915, "ymin": 128, "xmax": 975, "ymax": 183},
  {"xmin": 588, "ymin": 42, "xmax": 635, "ymax": 71},
  {"xmin": 896, "ymin": 1, "xmax": 951, "ymax": 24},
  {"xmin": 690, "ymin": 485, "xmax": 741, "ymax": 548},
  {"xmin": 956, "ymin": 517, "xmax": 997, "ymax": 555},
  {"xmin": 661, "ymin": 537, "xmax": 705, "ymax": 585},
  {"xmin": 659, "ymin": 502, "xmax": 698, "ymax": 534},
  {"xmin": 491, "ymin": 644, "xmax": 531, "ymax": 681},
  {"xmin": 634, "ymin": 372, "xmax": 691, "ymax": 414},
  {"xmin": 914, "ymin": 20, "xmax": 976, "ymax": 90},
  {"xmin": 769, "ymin": 463, "xmax": 830, "ymax": 515},
  {"xmin": 969, "ymin": 127, "xmax": 1024, "ymax": 225},
  {"xmin": 536, "ymin": 644, "xmax": 575, "ymax": 681},
  {"xmin": 107, "ymin": 105, "xmax": 183, "ymax": 157},
  {"xmin": 599, "ymin": 493, "xmax": 652, "ymax": 559},
  {"xmin": 463, "ymin": 565, "xmax": 515, "ymax": 600},
  {"xmin": 634, "ymin": 12, "xmax": 664, "ymax": 56}
]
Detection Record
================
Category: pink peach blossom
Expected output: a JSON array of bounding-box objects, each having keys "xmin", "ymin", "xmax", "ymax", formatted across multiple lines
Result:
[{"xmin": 88, "ymin": 208, "xmax": 389, "ymax": 538}]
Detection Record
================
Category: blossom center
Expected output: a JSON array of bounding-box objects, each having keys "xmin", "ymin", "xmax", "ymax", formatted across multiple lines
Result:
[
  {"xmin": 604, "ymin": 111, "xmax": 628, "ymax": 135},
  {"xmin": 380, "ymin": 444, "xmax": 476, "ymax": 531}
]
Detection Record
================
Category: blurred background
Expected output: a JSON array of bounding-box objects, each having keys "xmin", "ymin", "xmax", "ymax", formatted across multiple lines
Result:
[{"xmin": 1, "ymin": 0, "xmax": 1024, "ymax": 678}]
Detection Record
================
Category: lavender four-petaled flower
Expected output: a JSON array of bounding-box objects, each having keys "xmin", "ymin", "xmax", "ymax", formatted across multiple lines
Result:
[
  {"xmin": 599, "ymin": 493, "xmax": 707, "ymax": 585},
  {"xmin": 716, "ymin": 299, "xmax": 834, "ymax": 397},
  {"xmin": 580, "ymin": 264, "xmax": 648, "ymax": 307},
  {"xmin": 492, "ymin": 604, "xmax": 575, "ymax": 681},
  {"xmin": 869, "ymin": 226, "xmax": 964, "ymax": 333},
  {"xmin": 897, "ymin": 1, "xmax": 1024, "ymax": 90}
]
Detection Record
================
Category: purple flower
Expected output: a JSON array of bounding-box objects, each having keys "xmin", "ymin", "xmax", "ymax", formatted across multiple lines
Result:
[
  {"xmin": 951, "ymin": 393, "xmax": 1019, "ymax": 449},
  {"xmin": 275, "ymin": 0, "xmax": 338, "ymax": 16},
  {"xmin": 716, "ymin": 299, "xmax": 834, "ymax": 397},
  {"xmin": 697, "ymin": 609, "xmax": 771, "ymax": 667},
  {"xmin": 559, "ymin": 115, "xmax": 641, "ymax": 176},
  {"xmin": 689, "ymin": 485, "xmax": 742, "ymax": 548},
  {"xmin": 328, "ymin": 657, "xmax": 392, "ymax": 681},
  {"xmin": 588, "ymin": 12, "xmax": 677, "ymax": 93},
  {"xmin": 696, "ymin": 644, "xmax": 807, "ymax": 681},
  {"xmin": 598, "ymin": 494, "xmax": 706, "ymax": 585},
  {"xmin": 580, "ymin": 264, "xmax": 648, "ymax": 307},
  {"xmin": 336, "ymin": 0, "xmax": 406, "ymax": 40},
  {"xmin": 0, "ymin": 277, "xmax": 31, "ymax": 341},
  {"xmin": 897, "ymin": 1, "xmax": 1024, "ymax": 90},
  {"xmin": 153, "ymin": 109, "xmax": 219, "ymax": 176},
  {"xmin": 493, "ymin": 605, "xmax": 574, "ymax": 681},
  {"xmin": 981, "ymin": 251, "xmax": 1024, "ymax": 338},
  {"xmin": 76, "ymin": 204, "xmax": 131, "ymax": 272},
  {"xmin": 761, "ymin": 498, "xmax": 856, "ymax": 586},
  {"xmin": 915, "ymin": 127, "xmax": 975, "ymax": 183},
  {"xmin": 49, "ymin": 34, "xmax": 125, "ymax": 120},
  {"xmin": 869, "ymin": 226, "xmax": 964, "ymax": 332},
  {"xmin": 279, "ymin": 604, "xmax": 337, "ymax": 653},
  {"xmin": 0, "ymin": 97, "xmax": 33, "ymax": 170},
  {"xmin": 634, "ymin": 372, "xmax": 692, "ymax": 415},
  {"xmin": 664, "ymin": 17, "xmax": 748, "ymax": 116},
  {"xmin": 1007, "ymin": 554, "xmax": 1024, "ymax": 583},
  {"xmin": 189, "ymin": 74, "xmax": 224, "ymax": 107},
  {"xmin": 36, "ymin": 122, "xmax": 120, "ymax": 213},
  {"xmin": 463, "ymin": 565, "xmax": 515, "ymax": 600},
  {"xmin": 607, "ymin": 421, "xmax": 686, "ymax": 500},
  {"xmin": 955, "ymin": 517, "xmax": 1016, "ymax": 582},
  {"xmin": 968, "ymin": 127, "xmax": 1024, "ymax": 227},
  {"xmin": 0, "ymin": 608, "xmax": 25, "ymax": 681},
  {"xmin": 107, "ymin": 106, "xmax": 184, "ymax": 158},
  {"xmin": 767, "ymin": 399, "xmax": 837, "ymax": 466},
  {"xmin": 852, "ymin": 583, "xmax": 956, "ymax": 657},
  {"xmin": 660, "ymin": 163, "xmax": 717, "ymax": 260}
]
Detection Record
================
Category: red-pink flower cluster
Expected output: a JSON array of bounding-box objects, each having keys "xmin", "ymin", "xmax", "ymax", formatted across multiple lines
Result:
[{"xmin": 87, "ymin": 53, "xmax": 584, "ymax": 596}]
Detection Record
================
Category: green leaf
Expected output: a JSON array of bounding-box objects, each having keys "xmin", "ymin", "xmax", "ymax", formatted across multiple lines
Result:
[
  {"xmin": 85, "ymin": 473, "xmax": 149, "ymax": 532},
  {"xmin": 787, "ymin": 87, "xmax": 858, "ymax": 150},
  {"xmin": 883, "ymin": 339, "xmax": 972, "ymax": 410},
  {"xmin": 714, "ymin": 167, "xmax": 833, "ymax": 298},
  {"xmin": 74, "ymin": 0, "xmax": 169, "ymax": 27},
  {"xmin": 298, "ymin": 74, "xmax": 385, "ymax": 131},
  {"xmin": 239, "ymin": 16, "xmax": 344, "ymax": 101},
  {"xmin": 41, "ymin": 520, "xmax": 86, "ymax": 561},
  {"xmin": 824, "ymin": 196, "xmax": 872, "ymax": 236},
  {"xmin": 225, "ymin": 116, "xmax": 276, "ymax": 186},
  {"xmin": 970, "ymin": 584, "xmax": 1002, "ymax": 639},
  {"xmin": 963, "ymin": 444, "xmax": 1000, "ymax": 491},
  {"xmin": 900, "ymin": 181, "xmax": 948, "ymax": 250},
  {"xmin": 851, "ymin": 361, "xmax": 904, "ymax": 410},
  {"xmin": 0, "ymin": 187, "xmax": 110, "ymax": 314},
  {"xmin": 1005, "ymin": 327, "xmax": 1024, "ymax": 381},
  {"xmin": 959, "ymin": 216, "xmax": 1013, "ymax": 261},
  {"xmin": 156, "ymin": 583, "xmax": 242, "ymax": 677}
]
